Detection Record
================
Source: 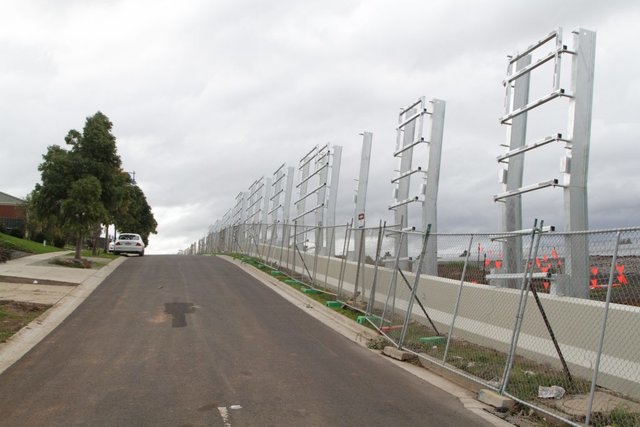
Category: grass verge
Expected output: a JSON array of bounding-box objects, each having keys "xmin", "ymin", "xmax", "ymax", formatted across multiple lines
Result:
[
  {"xmin": 79, "ymin": 249, "xmax": 118, "ymax": 260},
  {"xmin": 0, "ymin": 232, "xmax": 63, "ymax": 255},
  {"xmin": 0, "ymin": 301, "xmax": 50, "ymax": 343}
]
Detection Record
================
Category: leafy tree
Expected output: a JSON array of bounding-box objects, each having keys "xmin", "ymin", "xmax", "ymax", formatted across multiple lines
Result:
[
  {"xmin": 29, "ymin": 144, "xmax": 110, "ymax": 259},
  {"xmin": 29, "ymin": 145, "xmax": 74, "ymax": 242},
  {"xmin": 65, "ymin": 112, "xmax": 124, "ymax": 221},
  {"xmin": 114, "ymin": 182, "xmax": 158, "ymax": 245},
  {"xmin": 28, "ymin": 112, "xmax": 157, "ymax": 259},
  {"xmin": 60, "ymin": 176, "xmax": 108, "ymax": 259}
]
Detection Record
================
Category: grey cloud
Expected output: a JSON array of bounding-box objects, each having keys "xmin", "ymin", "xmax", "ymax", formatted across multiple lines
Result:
[{"xmin": 1, "ymin": 1, "xmax": 639, "ymax": 254}]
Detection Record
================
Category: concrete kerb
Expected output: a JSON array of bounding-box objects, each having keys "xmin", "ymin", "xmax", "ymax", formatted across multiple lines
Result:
[
  {"xmin": 218, "ymin": 255, "xmax": 513, "ymax": 427},
  {"xmin": 0, "ymin": 256, "xmax": 127, "ymax": 376}
]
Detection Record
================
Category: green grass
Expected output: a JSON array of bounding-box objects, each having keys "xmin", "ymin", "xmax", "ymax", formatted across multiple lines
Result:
[
  {"xmin": 0, "ymin": 302, "xmax": 50, "ymax": 343},
  {"xmin": 0, "ymin": 232, "xmax": 64, "ymax": 255},
  {"xmin": 79, "ymin": 249, "xmax": 118, "ymax": 260},
  {"xmin": 590, "ymin": 405, "xmax": 640, "ymax": 427},
  {"xmin": 49, "ymin": 252, "xmax": 116, "ymax": 269},
  {"xmin": 0, "ymin": 232, "xmax": 121, "ymax": 259}
]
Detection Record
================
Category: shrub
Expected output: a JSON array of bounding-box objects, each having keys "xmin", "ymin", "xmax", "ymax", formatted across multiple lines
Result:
[
  {"xmin": 0, "ymin": 246, "xmax": 10, "ymax": 263},
  {"xmin": 8, "ymin": 228, "xmax": 24, "ymax": 239},
  {"xmin": 52, "ymin": 236, "xmax": 66, "ymax": 248},
  {"xmin": 31, "ymin": 232, "xmax": 46, "ymax": 244}
]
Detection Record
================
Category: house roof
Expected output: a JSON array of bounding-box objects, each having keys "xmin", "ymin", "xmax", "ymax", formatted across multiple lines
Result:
[{"xmin": 0, "ymin": 191, "xmax": 26, "ymax": 205}]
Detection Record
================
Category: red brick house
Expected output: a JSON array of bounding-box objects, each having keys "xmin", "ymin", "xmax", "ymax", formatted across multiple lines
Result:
[{"xmin": 0, "ymin": 191, "xmax": 26, "ymax": 231}]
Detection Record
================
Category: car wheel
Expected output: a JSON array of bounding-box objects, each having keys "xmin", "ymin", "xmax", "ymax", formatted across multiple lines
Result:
[
  {"xmin": 114, "ymin": 252, "xmax": 120, "ymax": 256},
  {"xmin": 140, "ymin": 251, "xmax": 144, "ymax": 257}
]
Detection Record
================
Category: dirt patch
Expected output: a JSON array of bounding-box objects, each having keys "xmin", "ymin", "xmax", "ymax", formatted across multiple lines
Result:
[
  {"xmin": 50, "ymin": 257, "xmax": 93, "ymax": 269},
  {"xmin": 0, "ymin": 301, "xmax": 51, "ymax": 343}
]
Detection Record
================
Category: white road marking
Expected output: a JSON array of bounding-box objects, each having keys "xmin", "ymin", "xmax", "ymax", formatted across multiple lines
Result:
[
  {"xmin": 217, "ymin": 404, "xmax": 241, "ymax": 426},
  {"xmin": 217, "ymin": 406, "xmax": 231, "ymax": 426}
]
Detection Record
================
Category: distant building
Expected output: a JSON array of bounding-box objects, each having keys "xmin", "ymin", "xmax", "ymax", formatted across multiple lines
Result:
[{"xmin": 0, "ymin": 191, "xmax": 26, "ymax": 231}]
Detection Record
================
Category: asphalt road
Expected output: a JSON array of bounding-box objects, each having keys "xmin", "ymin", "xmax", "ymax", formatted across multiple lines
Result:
[{"xmin": 0, "ymin": 255, "xmax": 493, "ymax": 426}]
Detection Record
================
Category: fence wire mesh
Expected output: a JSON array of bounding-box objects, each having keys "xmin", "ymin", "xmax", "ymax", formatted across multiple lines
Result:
[{"xmin": 204, "ymin": 224, "xmax": 640, "ymax": 426}]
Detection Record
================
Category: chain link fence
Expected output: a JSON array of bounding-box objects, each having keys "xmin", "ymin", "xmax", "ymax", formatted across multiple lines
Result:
[{"xmin": 204, "ymin": 223, "xmax": 640, "ymax": 426}]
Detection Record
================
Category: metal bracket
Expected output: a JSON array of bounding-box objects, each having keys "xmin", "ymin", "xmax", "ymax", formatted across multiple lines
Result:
[
  {"xmin": 391, "ymin": 166, "xmax": 426, "ymax": 183},
  {"xmin": 500, "ymin": 89, "xmax": 572, "ymax": 124},
  {"xmin": 393, "ymin": 137, "xmax": 427, "ymax": 157},
  {"xmin": 497, "ymin": 134, "xmax": 571, "ymax": 163},
  {"xmin": 389, "ymin": 196, "xmax": 421, "ymax": 210},
  {"xmin": 494, "ymin": 179, "xmax": 559, "ymax": 202}
]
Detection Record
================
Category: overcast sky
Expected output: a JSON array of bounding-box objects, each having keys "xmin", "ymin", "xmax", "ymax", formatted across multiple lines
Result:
[{"xmin": 1, "ymin": 0, "xmax": 639, "ymax": 254}]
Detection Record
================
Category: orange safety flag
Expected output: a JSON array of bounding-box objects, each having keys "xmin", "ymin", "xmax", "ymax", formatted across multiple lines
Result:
[
  {"xmin": 617, "ymin": 274, "xmax": 628, "ymax": 286},
  {"xmin": 536, "ymin": 258, "xmax": 542, "ymax": 268},
  {"xmin": 543, "ymin": 281, "xmax": 550, "ymax": 290},
  {"xmin": 591, "ymin": 266, "xmax": 598, "ymax": 276},
  {"xmin": 485, "ymin": 257, "xmax": 491, "ymax": 267},
  {"xmin": 495, "ymin": 260, "xmax": 502, "ymax": 269},
  {"xmin": 590, "ymin": 278, "xmax": 598, "ymax": 289},
  {"xmin": 616, "ymin": 264, "xmax": 625, "ymax": 274}
]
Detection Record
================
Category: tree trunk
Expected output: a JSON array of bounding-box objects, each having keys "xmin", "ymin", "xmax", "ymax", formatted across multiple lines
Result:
[
  {"xmin": 104, "ymin": 224, "xmax": 110, "ymax": 252},
  {"xmin": 91, "ymin": 225, "xmax": 101, "ymax": 256},
  {"xmin": 75, "ymin": 233, "xmax": 83, "ymax": 260}
]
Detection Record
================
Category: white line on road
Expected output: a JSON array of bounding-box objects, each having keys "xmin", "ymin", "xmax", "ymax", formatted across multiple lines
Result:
[
  {"xmin": 217, "ymin": 407, "xmax": 231, "ymax": 426},
  {"xmin": 217, "ymin": 405, "xmax": 241, "ymax": 426}
]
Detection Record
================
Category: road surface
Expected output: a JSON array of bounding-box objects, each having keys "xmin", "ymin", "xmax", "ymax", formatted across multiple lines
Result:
[{"xmin": 0, "ymin": 255, "xmax": 494, "ymax": 426}]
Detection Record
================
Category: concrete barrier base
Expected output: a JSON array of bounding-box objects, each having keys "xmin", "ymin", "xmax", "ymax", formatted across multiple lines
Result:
[
  {"xmin": 478, "ymin": 389, "xmax": 514, "ymax": 411},
  {"xmin": 383, "ymin": 346, "xmax": 417, "ymax": 362}
]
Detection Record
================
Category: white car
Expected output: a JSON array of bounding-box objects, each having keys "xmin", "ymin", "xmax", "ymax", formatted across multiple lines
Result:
[{"xmin": 113, "ymin": 233, "xmax": 145, "ymax": 256}]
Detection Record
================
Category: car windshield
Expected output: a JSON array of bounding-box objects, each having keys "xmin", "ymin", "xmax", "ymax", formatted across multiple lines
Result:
[{"xmin": 119, "ymin": 235, "xmax": 139, "ymax": 240}]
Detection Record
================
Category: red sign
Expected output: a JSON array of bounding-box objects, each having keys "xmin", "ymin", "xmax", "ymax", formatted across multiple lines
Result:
[{"xmin": 358, "ymin": 213, "xmax": 365, "ymax": 220}]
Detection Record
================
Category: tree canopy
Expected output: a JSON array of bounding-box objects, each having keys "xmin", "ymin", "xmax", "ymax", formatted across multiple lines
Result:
[
  {"xmin": 114, "ymin": 174, "xmax": 157, "ymax": 245},
  {"xmin": 29, "ymin": 112, "xmax": 157, "ymax": 258}
]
